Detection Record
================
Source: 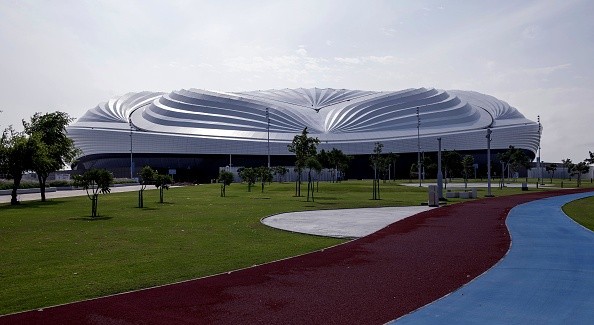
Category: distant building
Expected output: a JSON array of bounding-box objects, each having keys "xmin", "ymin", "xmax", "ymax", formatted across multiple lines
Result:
[{"xmin": 68, "ymin": 88, "xmax": 540, "ymax": 181}]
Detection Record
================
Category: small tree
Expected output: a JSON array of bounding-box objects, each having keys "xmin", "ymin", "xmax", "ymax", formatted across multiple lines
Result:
[
  {"xmin": 442, "ymin": 150, "xmax": 462, "ymax": 187},
  {"xmin": 562, "ymin": 158, "xmax": 573, "ymax": 180},
  {"xmin": 154, "ymin": 173, "xmax": 173, "ymax": 203},
  {"xmin": 238, "ymin": 167, "xmax": 257, "ymax": 192},
  {"xmin": 256, "ymin": 166, "xmax": 273, "ymax": 193},
  {"xmin": 546, "ymin": 163, "xmax": 557, "ymax": 183},
  {"xmin": 571, "ymin": 161, "xmax": 590, "ymax": 187},
  {"xmin": 273, "ymin": 166, "xmax": 288, "ymax": 183},
  {"xmin": 369, "ymin": 142, "xmax": 383, "ymax": 200},
  {"xmin": 72, "ymin": 169, "xmax": 113, "ymax": 218},
  {"xmin": 138, "ymin": 166, "xmax": 156, "ymax": 207},
  {"xmin": 461, "ymin": 155, "xmax": 474, "ymax": 188},
  {"xmin": 218, "ymin": 170, "xmax": 234, "ymax": 197},
  {"xmin": 287, "ymin": 128, "xmax": 320, "ymax": 197},
  {"xmin": 0, "ymin": 127, "xmax": 37, "ymax": 205},
  {"xmin": 304, "ymin": 157, "xmax": 322, "ymax": 202}
]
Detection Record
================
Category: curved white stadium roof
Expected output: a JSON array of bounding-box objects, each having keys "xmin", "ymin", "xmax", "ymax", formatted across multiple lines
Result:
[{"xmin": 68, "ymin": 87, "xmax": 540, "ymax": 158}]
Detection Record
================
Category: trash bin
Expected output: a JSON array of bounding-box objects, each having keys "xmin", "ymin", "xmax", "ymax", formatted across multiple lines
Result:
[{"xmin": 521, "ymin": 182, "xmax": 528, "ymax": 191}]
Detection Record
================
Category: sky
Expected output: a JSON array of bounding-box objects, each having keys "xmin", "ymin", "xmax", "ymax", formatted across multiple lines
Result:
[{"xmin": 0, "ymin": 0, "xmax": 593, "ymax": 163}]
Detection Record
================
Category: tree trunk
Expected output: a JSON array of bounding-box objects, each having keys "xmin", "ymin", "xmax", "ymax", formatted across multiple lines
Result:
[
  {"xmin": 91, "ymin": 194, "xmax": 98, "ymax": 218},
  {"xmin": 160, "ymin": 187, "xmax": 164, "ymax": 203},
  {"xmin": 10, "ymin": 175, "xmax": 23, "ymax": 205},
  {"xmin": 138, "ymin": 190, "xmax": 144, "ymax": 208},
  {"xmin": 38, "ymin": 175, "xmax": 47, "ymax": 202}
]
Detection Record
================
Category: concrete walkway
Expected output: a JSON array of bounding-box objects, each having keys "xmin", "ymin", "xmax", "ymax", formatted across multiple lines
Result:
[
  {"xmin": 393, "ymin": 191, "xmax": 594, "ymax": 324},
  {"xmin": 0, "ymin": 185, "xmax": 145, "ymax": 204},
  {"xmin": 261, "ymin": 206, "xmax": 434, "ymax": 238}
]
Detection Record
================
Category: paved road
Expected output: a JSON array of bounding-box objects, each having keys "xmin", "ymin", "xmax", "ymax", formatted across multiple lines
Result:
[{"xmin": 393, "ymin": 191, "xmax": 594, "ymax": 324}]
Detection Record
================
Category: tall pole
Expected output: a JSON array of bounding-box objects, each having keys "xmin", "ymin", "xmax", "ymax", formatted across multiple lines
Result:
[
  {"xmin": 266, "ymin": 107, "xmax": 270, "ymax": 168},
  {"xmin": 417, "ymin": 107, "xmax": 422, "ymax": 187},
  {"xmin": 486, "ymin": 128, "xmax": 493, "ymax": 197},
  {"xmin": 437, "ymin": 137, "xmax": 443, "ymax": 200},
  {"xmin": 129, "ymin": 120, "xmax": 133, "ymax": 179},
  {"xmin": 537, "ymin": 115, "xmax": 544, "ymax": 185}
]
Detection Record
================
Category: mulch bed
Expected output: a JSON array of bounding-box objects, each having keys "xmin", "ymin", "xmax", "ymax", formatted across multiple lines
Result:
[{"xmin": 3, "ymin": 189, "xmax": 591, "ymax": 325}]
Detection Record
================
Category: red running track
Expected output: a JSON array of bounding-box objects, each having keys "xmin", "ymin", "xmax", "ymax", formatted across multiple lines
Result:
[{"xmin": 2, "ymin": 189, "xmax": 590, "ymax": 325}]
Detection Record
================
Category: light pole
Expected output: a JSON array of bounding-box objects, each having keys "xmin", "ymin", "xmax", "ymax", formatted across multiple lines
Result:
[
  {"xmin": 266, "ymin": 107, "xmax": 271, "ymax": 168},
  {"xmin": 129, "ymin": 120, "xmax": 134, "ymax": 179},
  {"xmin": 537, "ymin": 115, "xmax": 544, "ymax": 185},
  {"xmin": 417, "ymin": 107, "xmax": 422, "ymax": 187},
  {"xmin": 486, "ymin": 128, "xmax": 493, "ymax": 197},
  {"xmin": 437, "ymin": 137, "xmax": 443, "ymax": 200}
]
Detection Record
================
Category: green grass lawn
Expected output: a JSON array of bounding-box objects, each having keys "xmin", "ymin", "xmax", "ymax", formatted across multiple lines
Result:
[
  {"xmin": 0, "ymin": 180, "xmax": 573, "ymax": 315},
  {"xmin": 563, "ymin": 195, "xmax": 594, "ymax": 231}
]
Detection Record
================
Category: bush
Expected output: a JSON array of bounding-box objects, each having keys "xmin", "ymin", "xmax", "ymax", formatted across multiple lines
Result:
[
  {"xmin": 49, "ymin": 180, "xmax": 72, "ymax": 187},
  {"xmin": 0, "ymin": 180, "xmax": 41, "ymax": 190}
]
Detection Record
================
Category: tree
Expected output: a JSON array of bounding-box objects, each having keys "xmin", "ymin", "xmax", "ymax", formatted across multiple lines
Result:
[
  {"xmin": 369, "ymin": 142, "xmax": 383, "ymax": 200},
  {"xmin": 154, "ymin": 173, "xmax": 173, "ymax": 203},
  {"xmin": 509, "ymin": 148, "xmax": 531, "ymax": 182},
  {"xmin": 562, "ymin": 158, "xmax": 573, "ymax": 180},
  {"xmin": 546, "ymin": 163, "xmax": 557, "ymax": 183},
  {"xmin": 304, "ymin": 157, "xmax": 322, "ymax": 202},
  {"xmin": 238, "ymin": 167, "xmax": 257, "ymax": 192},
  {"xmin": 0, "ymin": 127, "xmax": 37, "ymax": 205},
  {"xmin": 442, "ymin": 150, "xmax": 462, "ymax": 187},
  {"xmin": 218, "ymin": 170, "xmax": 234, "ymax": 197},
  {"xmin": 287, "ymin": 128, "xmax": 320, "ymax": 197},
  {"xmin": 72, "ymin": 169, "xmax": 113, "ymax": 218},
  {"xmin": 328, "ymin": 148, "xmax": 351, "ymax": 182},
  {"xmin": 461, "ymin": 155, "xmax": 474, "ymax": 188},
  {"xmin": 23, "ymin": 112, "xmax": 79, "ymax": 202},
  {"xmin": 138, "ymin": 166, "xmax": 156, "ymax": 207},
  {"xmin": 571, "ymin": 161, "xmax": 590, "ymax": 187},
  {"xmin": 256, "ymin": 166, "xmax": 273, "ymax": 193},
  {"xmin": 586, "ymin": 151, "xmax": 594, "ymax": 165},
  {"xmin": 272, "ymin": 166, "xmax": 288, "ymax": 183}
]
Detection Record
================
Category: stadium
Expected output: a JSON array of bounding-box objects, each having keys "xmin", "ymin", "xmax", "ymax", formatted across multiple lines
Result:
[{"xmin": 67, "ymin": 87, "xmax": 540, "ymax": 182}]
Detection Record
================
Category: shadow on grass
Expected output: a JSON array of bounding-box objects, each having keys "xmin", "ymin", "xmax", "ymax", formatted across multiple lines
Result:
[
  {"xmin": 0, "ymin": 200, "xmax": 67, "ymax": 210},
  {"xmin": 69, "ymin": 216, "xmax": 113, "ymax": 221}
]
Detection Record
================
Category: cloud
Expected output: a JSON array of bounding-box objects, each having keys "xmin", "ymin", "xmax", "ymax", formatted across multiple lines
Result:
[{"xmin": 334, "ymin": 55, "xmax": 403, "ymax": 65}]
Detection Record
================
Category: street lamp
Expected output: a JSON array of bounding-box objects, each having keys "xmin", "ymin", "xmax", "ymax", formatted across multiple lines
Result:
[
  {"xmin": 266, "ymin": 107, "xmax": 271, "ymax": 168},
  {"xmin": 417, "ymin": 107, "xmax": 422, "ymax": 187},
  {"xmin": 486, "ymin": 128, "xmax": 493, "ymax": 197},
  {"xmin": 537, "ymin": 115, "xmax": 544, "ymax": 185},
  {"xmin": 129, "ymin": 120, "xmax": 134, "ymax": 179}
]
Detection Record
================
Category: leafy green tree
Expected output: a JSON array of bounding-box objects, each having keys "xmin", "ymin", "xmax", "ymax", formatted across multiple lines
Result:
[
  {"xmin": 304, "ymin": 157, "xmax": 322, "ymax": 202},
  {"xmin": 256, "ymin": 166, "xmax": 273, "ymax": 193},
  {"xmin": 0, "ymin": 127, "xmax": 37, "ymax": 205},
  {"xmin": 218, "ymin": 170, "xmax": 234, "ymax": 197},
  {"xmin": 328, "ymin": 148, "xmax": 351, "ymax": 182},
  {"xmin": 72, "ymin": 169, "xmax": 113, "ymax": 218},
  {"xmin": 461, "ymin": 155, "xmax": 474, "ymax": 188},
  {"xmin": 571, "ymin": 161, "xmax": 590, "ymax": 187},
  {"xmin": 138, "ymin": 166, "xmax": 156, "ymax": 207},
  {"xmin": 562, "ymin": 158, "xmax": 573, "ymax": 180},
  {"xmin": 442, "ymin": 150, "xmax": 462, "ymax": 187},
  {"xmin": 154, "ymin": 173, "xmax": 173, "ymax": 203},
  {"xmin": 238, "ymin": 167, "xmax": 257, "ymax": 192},
  {"xmin": 287, "ymin": 128, "xmax": 319, "ymax": 196},
  {"xmin": 369, "ymin": 142, "xmax": 383, "ymax": 200},
  {"xmin": 272, "ymin": 166, "xmax": 288, "ymax": 183},
  {"xmin": 23, "ymin": 112, "xmax": 79, "ymax": 202},
  {"xmin": 546, "ymin": 163, "xmax": 557, "ymax": 183}
]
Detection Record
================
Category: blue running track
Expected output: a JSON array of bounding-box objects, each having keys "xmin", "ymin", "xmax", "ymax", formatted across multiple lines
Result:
[{"xmin": 393, "ymin": 192, "xmax": 594, "ymax": 324}]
